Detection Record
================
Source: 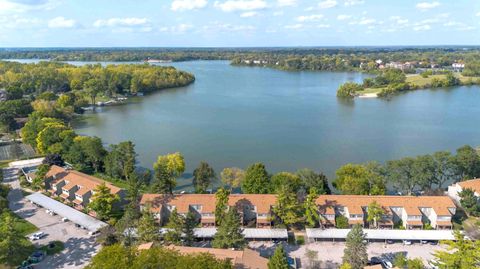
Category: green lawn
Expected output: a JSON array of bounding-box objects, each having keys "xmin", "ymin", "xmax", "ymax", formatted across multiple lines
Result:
[
  {"xmin": 357, "ymin": 73, "xmax": 480, "ymax": 96},
  {"xmin": 14, "ymin": 215, "xmax": 39, "ymax": 236}
]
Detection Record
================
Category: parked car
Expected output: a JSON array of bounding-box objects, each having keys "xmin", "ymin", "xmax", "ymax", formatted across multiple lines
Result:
[
  {"xmin": 29, "ymin": 232, "xmax": 46, "ymax": 241},
  {"xmin": 386, "ymin": 239, "xmax": 394, "ymax": 244},
  {"xmin": 28, "ymin": 250, "xmax": 46, "ymax": 263},
  {"xmin": 403, "ymin": 240, "xmax": 412, "ymax": 245},
  {"xmin": 61, "ymin": 217, "xmax": 69, "ymax": 222}
]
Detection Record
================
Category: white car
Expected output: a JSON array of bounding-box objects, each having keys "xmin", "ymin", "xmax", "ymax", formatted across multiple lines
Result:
[
  {"xmin": 403, "ymin": 240, "xmax": 412, "ymax": 245},
  {"xmin": 29, "ymin": 232, "xmax": 46, "ymax": 240}
]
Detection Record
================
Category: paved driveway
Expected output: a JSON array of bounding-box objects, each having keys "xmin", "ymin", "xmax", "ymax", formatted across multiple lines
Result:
[{"xmin": 3, "ymin": 167, "xmax": 100, "ymax": 269}]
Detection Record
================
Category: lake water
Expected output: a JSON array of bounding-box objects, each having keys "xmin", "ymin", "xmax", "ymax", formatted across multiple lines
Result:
[{"xmin": 5, "ymin": 59, "xmax": 480, "ymax": 187}]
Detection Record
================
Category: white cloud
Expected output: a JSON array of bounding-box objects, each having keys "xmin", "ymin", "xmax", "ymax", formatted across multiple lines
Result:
[
  {"xmin": 0, "ymin": 0, "xmax": 59, "ymax": 14},
  {"xmin": 0, "ymin": 15, "xmax": 41, "ymax": 29},
  {"xmin": 390, "ymin": 16, "xmax": 409, "ymax": 25},
  {"xmin": 443, "ymin": 21, "xmax": 476, "ymax": 31},
  {"xmin": 171, "ymin": 0, "xmax": 208, "ymax": 11},
  {"xmin": 202, "ymin": 22, "xmax": 256, "ymax": 32},
  {"xmin": 273, "ymin": 11, "xmax": 284, "ymax": 16},
  {"xmin": 416, "ymin": 1, "xmax": 440, "ymax": 11},
  {"xmin": 160, "ymin": 23, "xmax": 194, "ymax": 33},
  {"xmin": 358, "ymin": 17, "xmax": 375, "ymax": 25},
  {"xmin": 240, "ymin": 11, "xmax": 258, "ymax": 17},
  {"xmin": 284, "ymin": 23, "xmax": 303, "ymax": 29},
  {"xmin": 277, "ymin": 0, "xmax": 296, "ymax": 7},
  {"xmin": 337, "ymin": 14, "xmax": 351, "ymax": 20},
  {"xmin": 93, "ymin": 17, "xmax": 149, "ymax": 28},
  {"xmin": 214, "ymin": 0, "xmax": 267, "ymax": 12},
  {"xmin": 318, "ymin": 0, "xmax": 337, "ymax": 9},
  {"xmin": 344, "ymin": 0, "xmax": 364, "ymax": 6},
  {"xmin": 48, "ymin": 16, "xmax": 76, "ymax": 28},
  {"xmin": 413, "ymin": 24, "xmax": 431, "ymax": 31},
  {"xmin": 297, "ymin": 14, "xmax": 324, "ymax": 22},
  {"xmin": 317, "ymin": 23, "xmax": 330, "ymax": 28}
]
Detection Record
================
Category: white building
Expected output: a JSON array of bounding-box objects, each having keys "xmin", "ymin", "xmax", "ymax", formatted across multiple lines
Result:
[{"xmin": 448, "ymin": 178, "xmax": 480, "ymax": 202}]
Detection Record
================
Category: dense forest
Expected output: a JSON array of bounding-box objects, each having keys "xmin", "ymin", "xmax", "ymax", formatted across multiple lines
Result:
[{"xmin": 2, "ymin": 47, "xmax": 480, "ymax": 73}]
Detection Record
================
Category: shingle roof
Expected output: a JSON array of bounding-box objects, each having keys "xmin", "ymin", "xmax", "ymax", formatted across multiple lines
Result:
[
  {"xmin": 47, "ymin": 165, "xmax": 122, "ymax": 196},
  {"xmin": 316, "ymin": 195, "xmax": 456, "ymax": 217},
  {"xmin": 457, "ymin": 178, "xmax": 480, "ymax": 194},
  {"xmin": 140, "ymin": 193, "xmax": 277, "ymax": 214}
]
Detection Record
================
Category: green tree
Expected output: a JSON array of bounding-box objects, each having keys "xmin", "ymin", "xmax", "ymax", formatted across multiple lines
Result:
[
  {"xmin": 304, "ymin": 188, "xmax": 320, "ymax": 228},
  {"xmin": 433, "ymin": 231, "xmax": 480, "ymax": 268},
  {"xmin": 66, "ymin": 136, "xmax": 106, "ymax": 173},
  {"xmin": 268, "ymin": 244, "xmax": 289, "ymax": 269},
  {"xmin": 366, "ymin": 201, "xmax": 384, "ymax": 228},
  {"xmin": 220, "ymin": 167, "xmax": 245, "ymax": 190},
  {"xmin": 336, "ymin": 82, "xmax": 363, "ymax": 98},
  {"xmin": 193, "ymin": 161, "xmax": 216, "ymax": 194},
  {"xmin": 273, "ymin": 186, "xmax": 301, "ymax": 228},
  {"xmin": 152, "ymin": 152, "xmax": 185, "ymax": 194},
  {"xmin": 342, "ymin": 225, "xmax": 368, "ymax": 269},
  {"xmin": 88, "ymin": 183, "xmax": 120, "ymax": 220},
  {"xmin": 271, "ymin": 172, "xmax": 302, "ymax": 193},
  {"xmin": 241, "ymin": 163, "xmax": 270, "ymax": 194},
  {"xmin": 459, "ymin": 188, "xmax": 480, "ymax": 216},
  {"xmin": 335, "ymin": 215, "xmax": 349, "ymax": 228},
  {"xmin": 334, "ymin": 163, "xmax": 384, "ymax": 195},
  {"xmin": 137, "ymin": 206, "xmax": 158, "ymax": 243},
  {"xmin": 164, "ymin": 208, "xmax": 184, "ymax": 245},
  {"xmin": 432, "ymin": 151, "xmax": 458, "ymax": 189},
  {"xmin": 394, "ymin": 253, "xmax": 425, "ymax": 269},
  {"xmin": 386, "ymin": 157, "xmax": 417, "ymax": 195},
  {"xmin": 455, "ymin": 145, "xmax": 480, "ymax": 180},
  {"xmin": 36, "ymin": 122, "xmax": 76, "ymax": 155},
  {"xmin": 104, "ymin": 141, "xmax": 136, "ymax": 180},
  {"xmin": 0, "ymin": 213, "xmax": 25, "ymax": 265},
  {"xmin": 32, "ymin": 163, "xmax": 50, "ymax": 191},
  {"xmin": 85, "ymin": 244, "xmax": 134, "ymax": 269},
  {"xmin": 183, "ymin": 211, "xmax": 197, "ymax": 246},
  {"xmin": 296, "ymin": 168, "xmax": 331, "ymax": 194},
  {"xmin": 212, "ymin": 208, "xmax": 246, "ymax": 249},
  {"xmin": 215, "ymin": 187, "xmax": 230, "ymax": 226}
]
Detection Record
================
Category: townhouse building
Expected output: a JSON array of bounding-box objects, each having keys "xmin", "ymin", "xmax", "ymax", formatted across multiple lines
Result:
[
  {"xmin": 316, "ymin": 195, "xmax": 456, "ymax": 230},
  {"xmin": 45, "ymin": 165, "xmax": 125, "ymax": 213},
  {"xmin": 140, "ymin": 193, "xmax": 277, "ymax": 228},
  {"xmin": 448, "ymin": 178, "xmax": 480, "ymax": 202}
]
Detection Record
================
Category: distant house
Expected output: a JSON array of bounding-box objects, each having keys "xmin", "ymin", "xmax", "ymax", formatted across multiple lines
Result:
[
  {"xmin": 448, "ymin": 178, "xmax": 480, "ymax": 202},
  {"xmin": 385, "ymin": 61, "xmax": 414, "ymax": 70},
  {"xmin": 452, "ymin": 63, "xmax": 465, "ymax": 72},
  {"xmin": 44, "ymin": 165, "xmax": 126, "ymax": 214},
  {"xmin": 0, "ymin": 89, "xmax": 6, "ymax": 102},
  {"xmin": 316, "ymin": 195, "xmax": 456, "ymax": 230},
  {"xmin": 140, "ymin": 193, "xmax": 277, "ymax": 228}
]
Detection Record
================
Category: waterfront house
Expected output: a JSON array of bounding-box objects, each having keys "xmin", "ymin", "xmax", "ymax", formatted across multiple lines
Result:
[
  {"xmin": 45, "ymin": 165, "xmax": 125, "ymax": 213},
  {"xmin": 448, "ymin": 178, "xmax": 480, "ymax": 202},
  {"xmin": 140, "ymin": 193, "xmax": 277, "ymax": 228},
  {"xmin": 316, "ymin": 195, "xmax": 456, "ymax": 230}
]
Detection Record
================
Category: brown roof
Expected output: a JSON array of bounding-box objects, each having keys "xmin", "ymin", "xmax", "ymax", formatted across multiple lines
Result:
[
  {"xmin": 140, "ymin": 194, "xmax": 277, "ymax": 215},
  {"xmin": 458, "ymin": 178, "xmax": 480, "ymax": 194},
  {"xmin": 166, "ymin": 246, "xmax": 268, "ymax": 269},
  {"xmin": 46, "ymin": 165, "xmax": 121, "ymax": 196},
  {"xmin": 316, "ymin": 195, "xmax": 455, "ymax": 217}
]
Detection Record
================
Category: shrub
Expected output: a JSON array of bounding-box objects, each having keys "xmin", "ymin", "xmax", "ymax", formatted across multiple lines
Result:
[
  {"xmin": 296, "ymin": 235, "xmax": 305, "ymax": 245},
  {"xmin": 336, "ymin": 82, "xmax": 364, "ymax": 98},
  {"xmin": 335, "ymin": 215, "xmax": 349, "ymax": 228}
]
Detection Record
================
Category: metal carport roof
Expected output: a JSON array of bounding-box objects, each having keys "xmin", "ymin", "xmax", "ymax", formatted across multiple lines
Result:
[
  {"xmin": 157, "ymin": 228, "xmax": 288, "ymax": 239},
  {"xmin": 306, "ymin": 228, "xmax": 456, "ymax": 241},
  {"xmin": 25, "ymin": 192, "xmax": 108, "ymax": 232}
]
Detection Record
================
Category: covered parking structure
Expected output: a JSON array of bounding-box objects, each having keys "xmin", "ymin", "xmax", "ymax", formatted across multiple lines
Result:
[
  {"xmin": 25, "ymin": 192, "xmax": 108, "ymax": 233},
  {"xmin": 306, "ymin": 228, "xmax": 457, "ymax": 243},
  {"xmin": 157, "ymin": 228, "xmax": 288, "ymax": 241}
]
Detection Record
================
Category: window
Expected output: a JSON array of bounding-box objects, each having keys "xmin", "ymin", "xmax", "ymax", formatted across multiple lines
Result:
[
  {"xmin": 75, "ymin": 194, "xmax": 82, "ymax": 200},
  {"xmin": 407, "ymin": 215, "xmax": 421, "ymax": 220},
  {"xmin": 191, "ymin": 204, "xmax": 202, "ymax": 211},
  {"xmin": 257, "ymin": 213, "xmax": 269, "ymax": 218},
  {"xmin": 202, "ymin": 213, "xmax": 214, "ymax": 217},
  {"xmin": 349, "ymin": 214, "xmax": 363, "ymax": 219},
  {"xmin": 437, "ymin": 215, "xmax": 451, "ymax": 221},
  {"xmin": 324, "ymin": 214, "xmax": 335, "ymax": 219}
]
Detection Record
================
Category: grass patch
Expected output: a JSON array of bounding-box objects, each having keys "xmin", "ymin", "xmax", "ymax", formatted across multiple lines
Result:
[
  {"xmin": 39, "ymin": 241, "xmax": 65, "ymax": 255},
  {"xmin": 93, "ymin": 173, "xmax": 130, "ymax": 189},
  {"xmin": 13, "ymin": 215, "xmax": 38, "ymax": 236},
  {"xmin": 0, "ymin": 160, "xmax": 11, "ymax": 169}
]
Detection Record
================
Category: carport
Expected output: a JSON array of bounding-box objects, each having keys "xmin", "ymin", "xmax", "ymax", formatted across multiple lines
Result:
[
  {"xmin": 306, "ymin": 228, "xmax": 456, "ymax": 243},
  {"xmin": 157, "ymin": 228, "xmax": 288, "ymax": 240},
  {"xmin": 25, "ymin": 193, "xmax": 108, "ymax": 233}
]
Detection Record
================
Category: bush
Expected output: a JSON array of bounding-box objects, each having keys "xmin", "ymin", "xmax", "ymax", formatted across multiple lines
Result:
[
  {"xmin": 39, "ymin": 241, "xmax": 65, "ymax": 255},
  {"xmin": 296, "ymin": 235, "xmax": 305, "ymax": 245},
  {"xmin": 336, "ymin": 82, "xmax": 364, "ymax": 98},
  {"xmin": 335, "ymin": 215, "xmax": 349, "ymax": 228}
]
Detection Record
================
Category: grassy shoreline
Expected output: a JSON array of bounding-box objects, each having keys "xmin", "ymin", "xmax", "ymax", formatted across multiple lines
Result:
[{"xmin": 357, "ymin": 73, "xmax": 480, "ymax": 97}]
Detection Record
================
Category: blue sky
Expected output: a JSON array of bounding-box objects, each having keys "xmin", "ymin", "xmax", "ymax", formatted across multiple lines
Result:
[{"xmin": 0, "ymin": 0, "xmax": 479, "ymax": 47}]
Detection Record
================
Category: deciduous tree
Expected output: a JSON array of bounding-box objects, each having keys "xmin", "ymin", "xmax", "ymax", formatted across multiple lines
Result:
[
  {"xmin": 220, "ymin": 167, "xmax": 245, "ymax": 190},
  {"xmin": 193, "ymin": 161, "xmax": 216, "ymax": 194},
  {"xmin": 88, "ymin": 183, "xmax": 120, "ymax": 220},
  {"xmin": 152, "ymin": 152, "xmax": 185, "ymax": 194},
  {"xmin": 343, "ymin": 225, "xmax": 368, "ymax": 269},
  {"xmin": 241, "ymin": 163, "xmax": 270, "ymax": 194}
]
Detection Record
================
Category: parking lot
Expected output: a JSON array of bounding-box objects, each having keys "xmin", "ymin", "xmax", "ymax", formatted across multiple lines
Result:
[
  {"xmin": 3, "ymin": 167, "xmax": 100, "ymax": 269},
  {"xmin": 249, "ymin": 241, "xmax": 445, "ymax": 268}
]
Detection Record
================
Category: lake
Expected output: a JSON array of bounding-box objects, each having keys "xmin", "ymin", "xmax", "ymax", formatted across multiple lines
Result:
[{"xmin": 6, "ymin": 59, "xmax": 480, "ymax": 187}]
